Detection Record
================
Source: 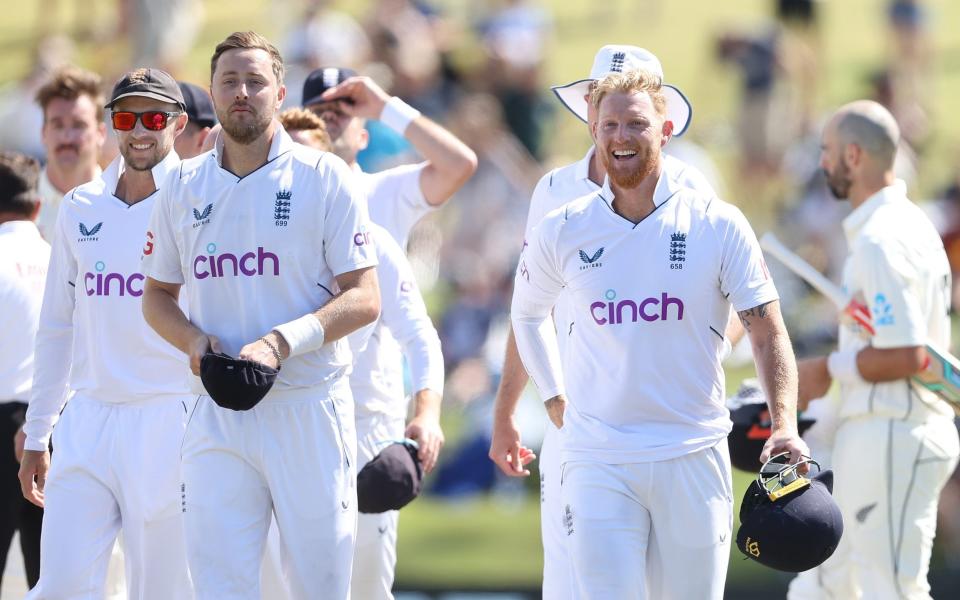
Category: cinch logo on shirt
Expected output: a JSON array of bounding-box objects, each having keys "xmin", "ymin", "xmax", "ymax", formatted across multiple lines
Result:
[
  {"xmin": 590, "ymin": 289, "xmax": 685, "ymax": 325},
  {"xmin": 83, "ymin": 261, "xmax": 144, "ymax": 297},
  {"xmin": 353, "ymin": 231, "xmax": 374, "ymax": 246},
  {"xmin": 193, "ymin": 243, "xmax": 280, "ymax": 280},
  {"xmin": 192, "ymin": 204, "xmax": 213, "ymax": 228},
  {"xmin": 78, "ymin": 221, "xmax": 102, "ymax": 242}
]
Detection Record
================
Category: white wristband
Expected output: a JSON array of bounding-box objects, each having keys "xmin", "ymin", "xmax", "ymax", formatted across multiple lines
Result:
[
  {"xmin": 273, "ymin": 315, "xmax": 325, "ymax": 357},
  {"xmin": 380, "ymin": 96, "xmax": 421, "ymax": 135},
  {"xmin": 719, "ymin": 337, "xmax": 733, "ymax": 363},
  {"xmin": 827, "ymin": 350, "xmax": 864, "ymax": 384}
]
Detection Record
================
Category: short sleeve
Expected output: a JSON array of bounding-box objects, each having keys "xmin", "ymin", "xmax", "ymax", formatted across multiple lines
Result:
[
  {"xmin": 524, "ymin": 170, "xmax": 557, "ymax": 242},
  {"xmin": 717, "ymin": 204, "xmax": 779, "ymax": 311},
  {"xmin": 853, "ymin": 240, "xmax": 927, "ymax": 348},
  {"xmin": 141, "ymin": 177, "xmax": 185, "ymax": 284},
  {"xmin": 364, "ymin": 163, "xmax": 433, "ymax": 247},
  {"xmin": 323, "ymin": 161, "xmax": 379, "ymax": 276}
]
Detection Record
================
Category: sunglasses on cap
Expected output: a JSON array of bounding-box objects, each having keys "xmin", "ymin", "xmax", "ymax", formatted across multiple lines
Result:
[{"xmin": 111, "ymin": 110, "xmax": 182, "ymax": 131}]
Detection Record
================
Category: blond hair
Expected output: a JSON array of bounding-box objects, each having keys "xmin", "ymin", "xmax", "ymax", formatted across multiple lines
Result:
[
  {"xmin": 35, "ymin": 65, "xmax": 105, "ymax": 122},
  {"xmin": 278, "ymin": 108, "xmax": 332, "ymax": 151},
  {"xmin": 210, "ymin": 31, "xmax": 284, "ymax": 84},
  {"xmin": 589, "ymin": 69, "xmax": 667, "ymax": 118}
]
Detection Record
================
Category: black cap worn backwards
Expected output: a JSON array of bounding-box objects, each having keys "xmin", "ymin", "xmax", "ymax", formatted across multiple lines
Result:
[
  {"xmin": 737, "ymin": 465, "xmax": 844, "ymax": 572},
  {"xmin": 357, "ymin": 441, "xmax": 423, "ymax": 513},
  {"xmin": 177, "ymin": 81, "xmax": 217, "ymax": 128},
  {"xmin": 199, "ymin": 352, "xmax": 278, "ymax": 411},
  {"xmin": 302, "ymin": 67, "xmax": 357, "ymax": 107},
  {"xmin": 106, "ymin": 68, "xmax": 186, "ymax": 110}
]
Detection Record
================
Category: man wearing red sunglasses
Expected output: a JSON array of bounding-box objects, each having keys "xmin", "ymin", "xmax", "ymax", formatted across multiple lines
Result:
[{"xmin": 19, "ymin": 68, "xmax": 194, "ymax": 599}]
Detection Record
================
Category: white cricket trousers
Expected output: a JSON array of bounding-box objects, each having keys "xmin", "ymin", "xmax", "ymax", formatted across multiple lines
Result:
[
  {"xmin": 181, "ymin": 381, "xmax": 357, "ymax": 600},
  {"xmin": 350, "ymin": 411, "xmax": 405, "ymax": 600},
  {"xmin": 561, "ymin": 442, "xmax": 733, "ymax": 600},
  {"xmin": 28, "ymin": 392, "xmax": 193, "ymax": 600},
  {"xmin": 816, "ymin": 416, "xmax": 958, "ymax": 600},
  {"xmin": 538, "ymin": 422, "xmax": 569, "ymax": 600}
]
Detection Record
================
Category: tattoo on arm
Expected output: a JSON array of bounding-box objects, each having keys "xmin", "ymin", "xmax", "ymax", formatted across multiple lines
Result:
[{"xmin": 737, "ymin": 300, "xmax": 773, "ymax": 333}]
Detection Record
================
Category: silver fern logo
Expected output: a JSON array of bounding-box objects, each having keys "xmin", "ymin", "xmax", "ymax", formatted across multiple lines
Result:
[
  {"xmin": 193, "ymin": 204, "xmax": 213, "ymax": 228},
  {"xmin": 78, "ymin": 222, "xmax": 102, "ymax": 241},
  {"xmin": 578, "ymin": 247, "xmax": 604, "ymax": 270}
]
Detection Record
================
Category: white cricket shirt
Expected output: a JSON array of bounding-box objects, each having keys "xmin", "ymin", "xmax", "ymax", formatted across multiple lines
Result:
[
  {"xmin": 523, "ymin": 146, "xmax": 718, "ymax": 360},
  {"xmin": 0, "ymin": 221, "xmax": 49, "ymax": 402},
  {"xmin": 25, "ymin": 153, "xmax": 185, "ymax": 451},
  {"xmin": 512, "ymin": 173, "xmax": 778, "ymax": 463},
  {"xmin": 348, "ymin": 223, "xmax": 444, "ymax": 421},
  {"xmin": 837, "ymin": 180, "xmax": 954, "ymax": 422},
  {"xmin": 357, "ymin": 162, "xmax": 433, "ymax": 249},
  {"xmin": 36, "ymin": 166, "xmax": 103, "ymax": 242},
  {"xmin": 142, "ymin": 127, "xmax": 378, "ymax": 392}
]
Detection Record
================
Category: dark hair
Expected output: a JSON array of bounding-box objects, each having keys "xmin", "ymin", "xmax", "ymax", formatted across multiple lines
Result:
[
  {"xmin": 0, "ymin": 152, "xmax": 41, "ymax": 217},
  {"xmin": 210, "ymin": 31, "xmax": 284, "ymax": 84},
  {"xmin": 35, "ymin": 65, "xmax": 105, "ymax": 122}
]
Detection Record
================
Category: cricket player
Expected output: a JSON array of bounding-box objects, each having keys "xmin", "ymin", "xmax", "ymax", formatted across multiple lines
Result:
[
  {"xmin": 791, "ymin": 100, "xmax": 959, "ymax": 599},
  {"xmin": 0, "ymin": 152, "xmax": 47, "ymax": 592},
  {"xmin": 488, "ymin": 45, "xmax": 730, "ymax": 599},
  {"xmin": 511, "ymin": 69, "xmax": 807, "ymax": 599},
  {"xmin": 282, "ymin": 100, "xmax": 446, "ymax": 600},
  {"xmin": 301, "ymin": 66, "xmax": 477, "ymax": 249},
  {"xmin": 18, "ymin": 67, "xmax": 193, "ymax": 599},
  {"xmin": 140, "ymin": 32, "xmax": 380, "ymax": 600},
  {"xmin": 34, "ymin": 66, "xmax": 107, "ymax": 240},
  {"xmin": 175, "ymin": 81, "xmax": 218, "ymax": 159}
]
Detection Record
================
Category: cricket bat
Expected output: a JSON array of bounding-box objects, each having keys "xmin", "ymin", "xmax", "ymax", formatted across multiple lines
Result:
[{"xmin": 759, "ymin": 232, "xmax": 960, "ymax": 411}]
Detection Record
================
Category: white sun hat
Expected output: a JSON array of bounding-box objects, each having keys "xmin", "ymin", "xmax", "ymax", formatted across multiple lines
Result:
[{"xmin": 551, "ymin": 45, "xmax": 692, "ymax": 136}]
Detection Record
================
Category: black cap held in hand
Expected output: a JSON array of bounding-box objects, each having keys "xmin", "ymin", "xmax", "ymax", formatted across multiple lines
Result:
[
  {"xmin": 737, "ymin": 470, "xmax": 844, "ymax": 572},
  {"xmin": 302, "ymin": 67, "xmax": 357, "ymax": 107},
  {"xmin": 726, "ymin": 379, "xmax": 816, "ymax": 472},
  {"xmin": 357, "ymin": 441, "xmax": 423, "ymax": 513},
  {"xmin": 199, "ymin": 352, "xmax": 278, "ymax": 411},
  {"xmin": 106, "ymin": 68, "xmax": 186, "ymax": 110}
]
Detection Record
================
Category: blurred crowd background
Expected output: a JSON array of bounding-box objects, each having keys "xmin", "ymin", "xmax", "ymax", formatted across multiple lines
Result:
[{"xmin": 1, "ymin": 0, "xmax": 960, "ymax": 596}]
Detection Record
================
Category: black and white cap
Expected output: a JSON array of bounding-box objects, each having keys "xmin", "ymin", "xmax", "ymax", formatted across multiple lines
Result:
[{"xmin": 551, "ymin": 45, "xmax": 692, "ymax": 136}]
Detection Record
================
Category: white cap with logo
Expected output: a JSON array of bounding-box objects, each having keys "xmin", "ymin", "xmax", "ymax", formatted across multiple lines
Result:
[{"xmin": 551, "ymin": 45, "xmax": 692, "ymax": 136}]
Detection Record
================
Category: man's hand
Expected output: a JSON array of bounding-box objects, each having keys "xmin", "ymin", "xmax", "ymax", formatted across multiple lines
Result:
[
  {"xmin": 239, "ymin": 331, "xmax": 289, "ymax": 370},
  {"xmin": 405, "ymin": 411, "xmax": 445, "ymax": 474},
  {"xmin": 19, "ymin": 449, "xmax": 50, "ymax": 507},
  {"xmin": 320, "ymin": 76, "xmax": 391, "ymax": 121},
  {"xmin": 760, "ymin": 429, "xmax": 811, "ymax": 473},
  {"xmin": 545, "ymin": 395, "xmax": 566, "ymax": 429},
  {"xmin": 797, "ymin": 356, "xmax": 832, "ymax": 411},
  {"xmin": 489, "ymin": 415, "xmax": 536, "ymax": 477},
  {"xmin": 13, "ymin": 427, "xmax": 25, "ymax": 463},
  {"xmin": 188, "ymin": 333, "xmax": 221, "ymax": 375}
]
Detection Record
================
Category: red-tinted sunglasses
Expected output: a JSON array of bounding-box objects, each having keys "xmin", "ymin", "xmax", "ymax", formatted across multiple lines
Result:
[{"xmin": 111, "ymin": 110, "xmax": 181, "ymax": 131}]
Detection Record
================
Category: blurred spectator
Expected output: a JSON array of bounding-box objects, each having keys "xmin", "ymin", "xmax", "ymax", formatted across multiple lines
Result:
[
  {"xmin": 476, "ymin": 0, "xmax": 554, "ymax": 159},
  {"xmin": 0, "ymin": 36, "xmax": 74, "ymax": 161},
  {"xmin": 34, "ymin": 65, "xmax": 106, "ymax": 240},
  {"xmin": 129, "ymin": 0, "xmax": 204, "ymax": 73},
  {"xmin": 282, "ymin": 0, "xmax": 372, "ymax": 107}
]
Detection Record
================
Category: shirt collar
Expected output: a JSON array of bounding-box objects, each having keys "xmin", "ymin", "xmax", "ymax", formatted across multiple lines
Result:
[
  {"xmin": 574, "ymin": 146, "xmax": 596, "ymax": 184},
  {"xmin": 0, "ymin": 220, "xmax": 41, "ymax": 237},
  {"xmin": 597, "ymin": 163, "xmax": 679, "ymax": 211},
  {"xmin": 39, "ymin": 165, "xmax": 103, "ymax": 199},
  {"xmin": 213, "ymin": 121, "xmax": 293, "ymax": 167},
  {"xmin": 841, "ymin": 179, "xmax": 907, "ymax": 243},
  {"xmin": 106, "ymin": 150, "xmax": 181, "ymax": 195}
]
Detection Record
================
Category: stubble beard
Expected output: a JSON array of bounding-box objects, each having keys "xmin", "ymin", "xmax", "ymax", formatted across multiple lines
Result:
[{"xmin": 220, "ymin": 104, "xmax": 272, "ymax": 145}]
